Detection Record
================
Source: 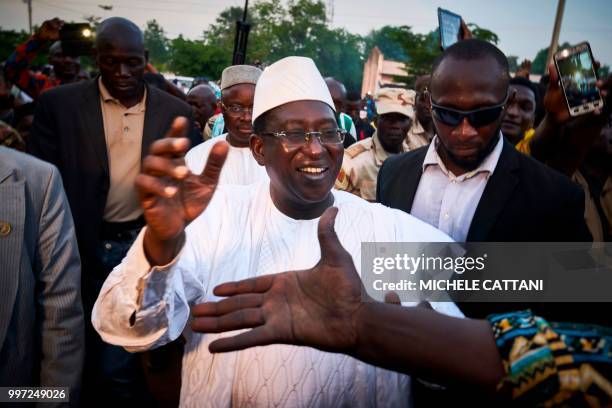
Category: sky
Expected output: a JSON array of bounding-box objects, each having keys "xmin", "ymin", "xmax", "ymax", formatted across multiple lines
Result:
[{"xmin": 1, "ymin": 0, "xmax": 611, "ymax": 66}]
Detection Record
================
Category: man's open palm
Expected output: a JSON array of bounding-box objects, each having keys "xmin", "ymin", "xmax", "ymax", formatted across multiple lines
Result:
[
  {"xmin": 136, "ymin": 117, "xmax": 228, "ymax": 256},
  {"xmin": 191, "ymin": 207, "xmax": 369, "ymax": 353}
]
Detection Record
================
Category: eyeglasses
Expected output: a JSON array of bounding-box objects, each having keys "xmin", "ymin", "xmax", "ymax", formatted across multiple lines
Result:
[
  {"xmin": 221, "ymin": 103, "xmax": 253, "ymax": 117},
  {"xmin": 261, "ymin": 128, "xmax": 346, "ymax": 148},
  {"xmin": 430, "ymin": 94, "xmax": 509, "ymax": 128}
]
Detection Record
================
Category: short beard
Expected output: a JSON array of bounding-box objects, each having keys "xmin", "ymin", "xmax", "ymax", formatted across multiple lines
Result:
[{"xmin": 439, "ymin": 128, "xmax": 501, "ymax": 172}]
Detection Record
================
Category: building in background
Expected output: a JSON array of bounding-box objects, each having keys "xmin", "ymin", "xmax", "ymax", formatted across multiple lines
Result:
[{"xmin": 361, "ymin": 47, "xmax": 407, "ymax": 96}]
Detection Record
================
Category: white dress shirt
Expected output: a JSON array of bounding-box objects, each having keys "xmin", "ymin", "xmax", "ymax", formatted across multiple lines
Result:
[
  {"xmin": 410, "ymin": 134, "xmax": 504, "ymax": 242},
  {"xmin": 92, "ymin": 181, "xmax": 460, "ymax": 407},
  {"xmin": 185, "ymin": 134, "xmax": 268, "ymax": 185}
]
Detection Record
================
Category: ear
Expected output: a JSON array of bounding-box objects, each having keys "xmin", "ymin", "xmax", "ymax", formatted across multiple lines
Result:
[
  {"xmin": 250, "ymin": 134, "xmax": 266, "ymax": 166},
  {"xmin": 425, "ymin": 91, "xmax": 432, "ymax": 113}
]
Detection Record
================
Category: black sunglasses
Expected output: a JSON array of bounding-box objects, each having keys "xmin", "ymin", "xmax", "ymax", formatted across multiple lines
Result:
[{"xmin": 430, "ymin": 94, "xmax": 509, "ymax": 128}]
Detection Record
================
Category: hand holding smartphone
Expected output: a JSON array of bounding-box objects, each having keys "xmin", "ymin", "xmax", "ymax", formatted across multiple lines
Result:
[
  {"xmin": 438, "ymin": 8, "xmax": 462, "ymax": 50},
  {"xmin": 554, "ymin": 42, "xmax": 603, "ymax": 117}
]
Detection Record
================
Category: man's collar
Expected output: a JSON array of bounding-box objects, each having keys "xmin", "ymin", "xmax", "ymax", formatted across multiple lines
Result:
[
  {"xmin": 98, "ymin": 77, "xmax": 115, "ymax": 102},
  {"xmin": 98, "ymin": 77, "xmax": 147, "ymax": 111},
  {"xmin": 423, "ymin": 133, "xmax": 504, "ymax": 179}
]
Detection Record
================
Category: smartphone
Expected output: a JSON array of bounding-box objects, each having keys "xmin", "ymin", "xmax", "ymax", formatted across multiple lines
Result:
[
  {"xmin": 438, "ymin": 8, "xmax": 462, "ymax": 50},
  {"xmin": 59, "ymin": 23, "xmax": 94, "ymax": 57},
  {"xmin": 554, "ymin": 42, "xmax": 603, "ymax": 117}
]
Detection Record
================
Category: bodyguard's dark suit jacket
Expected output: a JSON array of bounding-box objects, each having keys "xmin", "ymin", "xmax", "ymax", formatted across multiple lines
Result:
[
  {"xmin": 377, "ymin": 140, "xmax": 591, "ymax": 242},
  {"xmin": 376, "ymin": 140, "xmax": 604, "ymax": 325},
  {"xmin": 28, "ymin": 79, "xmax": 200, "ymax": 300}
]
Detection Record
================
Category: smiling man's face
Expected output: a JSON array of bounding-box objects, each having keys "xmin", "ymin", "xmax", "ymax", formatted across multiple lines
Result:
[
  {"xmin": 251, "ymin": 100, "xmax": 343, "ymax": 217},
  {"xmin": 501, "ymin": 84, "xmax": 536, "ymax": 145}
]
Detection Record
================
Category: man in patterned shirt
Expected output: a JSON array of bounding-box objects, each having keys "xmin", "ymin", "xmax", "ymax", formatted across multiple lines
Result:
[{"xmin": 4, "ymin": 18, "xmax": 80, "ymax": 100}]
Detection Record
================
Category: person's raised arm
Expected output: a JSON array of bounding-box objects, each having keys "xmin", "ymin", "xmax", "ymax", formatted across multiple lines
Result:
[
  {"xmin": 530, "ymin": 63, "xmax": 611, "ymax": 176},
  {"xmin": 136, "ymin": 116, "xmax": 228, "ymax": 266},
  {"xmin": 4, "ymin": 18, "xmax": 63, "ymax": 98},
  {"xmin": 92, "ymin": 116, "xmax": 228, "ymax": 350}
]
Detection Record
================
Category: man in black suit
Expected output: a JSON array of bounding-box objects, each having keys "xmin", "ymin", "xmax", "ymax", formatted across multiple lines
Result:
[
  {"xmin": 377, "ymin": 40, "xmax": 599, "ymax": 407},
  {"xmin": 377, "ymin": 40, "xmax": 595, "ymax": 328},
  {"xmin": 377, "ymin": 39, "xmax": 590, "ymax": 244},
  {"xmin": 28, "ymin": 17, "xmax": 199, "ymax": 405}
]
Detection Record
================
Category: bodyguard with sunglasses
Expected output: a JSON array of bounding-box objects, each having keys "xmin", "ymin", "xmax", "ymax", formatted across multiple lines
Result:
[{"xmin": 377, "ymin": 39, "xmax": 591, "ymax": 246}]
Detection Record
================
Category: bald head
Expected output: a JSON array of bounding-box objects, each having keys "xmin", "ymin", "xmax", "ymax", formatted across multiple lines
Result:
[
  {"xmin": 95, "ymin": 17, "xmax": 146, "ymax": 105},
  {"xmin": 187, "ymin": 84, "xmax": 217, "ymax": 128},
  {"xmin": 431, "ymin": 39, "xmax": 509, "ymax": 96},
  {"xmin": 325, "ymin": 77, "xmax": 347, "ymax": 114},
  {"xmin": 96, "ymin": 17, "xmax": 144, "ymax": 51},
  {"xmin": 189, "ymin": 84, "xmax": 216, "ymax": 99}
]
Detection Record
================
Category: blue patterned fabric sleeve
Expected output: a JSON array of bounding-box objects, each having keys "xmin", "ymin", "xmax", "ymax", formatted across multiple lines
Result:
[{"xmin": 488, "ymin": 310, "xmax": 612, "ymax": 406}]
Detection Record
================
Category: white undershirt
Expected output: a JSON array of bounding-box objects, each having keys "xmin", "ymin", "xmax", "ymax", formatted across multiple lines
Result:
[{"xmin": 410, "ymin": 134, "xmax": 504, "ymax": 242}]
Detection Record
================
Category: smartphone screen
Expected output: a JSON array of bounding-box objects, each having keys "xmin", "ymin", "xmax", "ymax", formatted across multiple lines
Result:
[
  {"xmin": 438, "ymin": 8, "xmax": 462, "ymax": 50},
  {"xmin": 555, "ymin": 43, "xmax": 602, "ymax": 115}
]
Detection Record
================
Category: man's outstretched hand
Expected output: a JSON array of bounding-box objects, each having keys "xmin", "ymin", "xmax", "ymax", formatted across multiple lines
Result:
[
  {"xmin": 137, "ymin": 116, "xmax": 228, "ymax": 265},
  {"xmin": 191, "ymin": 207, "xmax": 370, "ymax": 354}
]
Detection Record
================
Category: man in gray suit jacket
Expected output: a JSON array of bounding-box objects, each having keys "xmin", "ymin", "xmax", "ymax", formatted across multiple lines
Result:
[{"xmin": 0, "ymin": 146, "xmax": 84, "ymax": 404}]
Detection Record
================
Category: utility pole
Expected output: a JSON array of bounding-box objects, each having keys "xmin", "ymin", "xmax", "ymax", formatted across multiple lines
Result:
[
  {"xmin": 23, "ymin": 0, "xmax": 33, "ymax": 34},
  {"xmin": 326, "ymin": 0, "xmax": 334, "ymax": 25},
  {"xmin": 545, "ymin": 0, "xmax": 566, "ymax": 69}
]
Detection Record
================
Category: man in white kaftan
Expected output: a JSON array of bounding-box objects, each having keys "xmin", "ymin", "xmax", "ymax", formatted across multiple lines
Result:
[
  {"xmin": 186, "ymin": 65, "xmax": 267, "ymax": 185},
  {"xmin": 92, "ymin": 56, "xmax": 461, "ymax": 407}
]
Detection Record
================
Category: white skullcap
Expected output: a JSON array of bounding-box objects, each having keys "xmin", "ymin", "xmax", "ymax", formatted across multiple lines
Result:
[
  {"xmin": 252, "ymin": 56, "xmax": 335, "ymax": 123},
  {"xmin": 220, "ymin": 65, "xmax": 262, "ymax": 90}
]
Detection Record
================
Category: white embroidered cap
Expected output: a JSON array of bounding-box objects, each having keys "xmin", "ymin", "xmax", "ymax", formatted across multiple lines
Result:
[{"xmin": 252, "ymin": 56, "xmax": 335, "ymax": 123}]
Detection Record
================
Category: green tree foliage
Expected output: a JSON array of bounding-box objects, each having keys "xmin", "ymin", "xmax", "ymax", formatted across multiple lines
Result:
[
  {"xmin": 0, "ymin": 28, "xmax": 31, "ymax": 63},
  {"xmin": 194, "ymin": 0, "xmax": 364, "ymax": 90},
  {"xmin": 531, "ymin": 42, "xmax": 572, "ymax": 75},
  {"xmin": 468, "ymin": 23, "xmax": 499, "ymax": 44},
  {"xmin": 168, "ymin": 35, "xmax": 229, "ymax": 79},
  {"xmin": 144, "ymin": 19, "xmax": 170, "ymax": 69},
  {"xmin": 369, "ymin": 23, "xmax": 500, "ymax": 88},
  {"xmin": 363, "ymin": 26, "xmax": 408, "ymax": 62}
]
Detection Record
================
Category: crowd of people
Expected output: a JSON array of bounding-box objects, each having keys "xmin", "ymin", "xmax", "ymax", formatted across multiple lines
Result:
[{"xmin": 0, "ymin": 13, "xmax": 611, "ymax": 408}]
